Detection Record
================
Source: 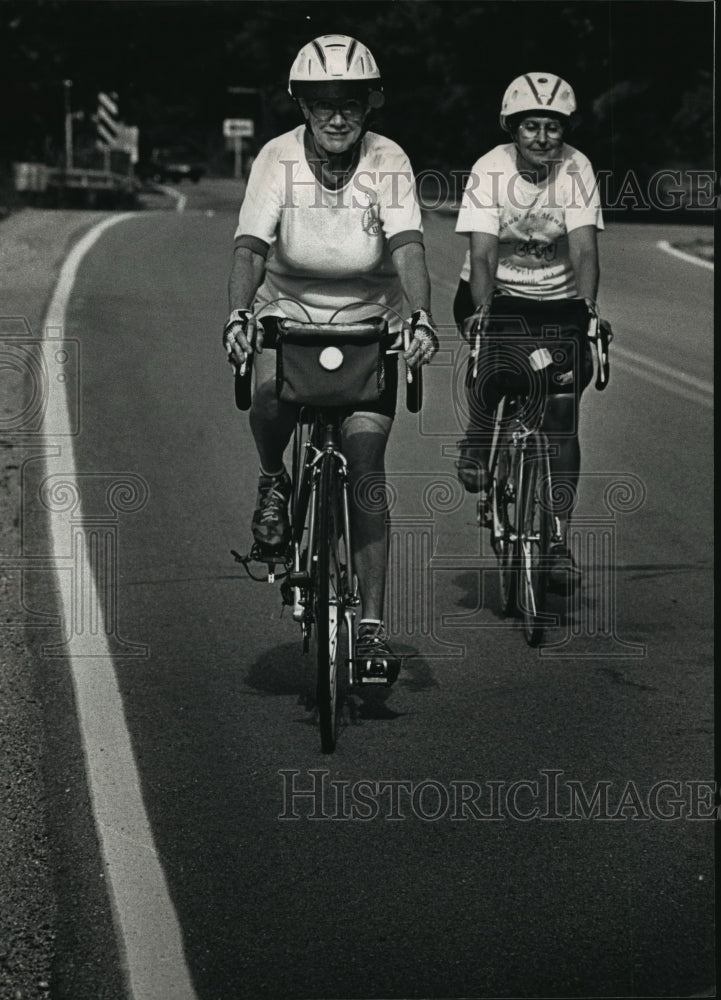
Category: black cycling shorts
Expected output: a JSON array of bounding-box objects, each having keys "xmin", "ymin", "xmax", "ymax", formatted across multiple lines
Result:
[
  {"xmin": 455, "ymin": 279, "xmax": 594, "ymax": 398},
  {"xmin": 348, "ymin": 352, "xmax": 398, "ymax": 419}
]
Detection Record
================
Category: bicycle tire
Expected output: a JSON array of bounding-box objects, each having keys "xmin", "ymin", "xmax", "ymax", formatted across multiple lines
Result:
[
  {"xmin": 494, "ymin": 436, "xmax": 518, "ymax": 616},
  {"xmin": 516, "ymin": 443, "xmax": 551, "ymax": 646},
  {"xmin": 314, "ymin": 452, "xmax": 345, "ymax": 753}
]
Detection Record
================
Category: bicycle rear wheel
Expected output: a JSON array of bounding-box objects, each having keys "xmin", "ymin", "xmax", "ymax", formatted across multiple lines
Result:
[
  {"xmin": 313, "ymin": 452, "xmax": 346, "ymax": 753},
  {"xmin": 516, "ymin": 444, "xmax": 551, "ymax": 646},
  {"xmin": 493, "ymin": 437, "xmax": 519, "ymax": 616}
]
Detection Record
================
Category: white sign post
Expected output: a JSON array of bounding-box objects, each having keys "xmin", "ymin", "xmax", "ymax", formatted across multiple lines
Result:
[
  {"xmin": 223, "ymin": 119, "xmax": 254, "ymax": 179},
  {"xmin": 116, "ymin": 124, "xmax": 140, "ymax": 163}
]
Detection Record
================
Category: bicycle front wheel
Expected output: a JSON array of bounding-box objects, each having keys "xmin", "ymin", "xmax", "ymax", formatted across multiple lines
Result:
[
  {"xmin": 313, "ymin": 452, "xmax": 346, "ymax": 753},
  {"xmin": 516, "ymin": 444, "xmax": 551, "ymax": 646}
]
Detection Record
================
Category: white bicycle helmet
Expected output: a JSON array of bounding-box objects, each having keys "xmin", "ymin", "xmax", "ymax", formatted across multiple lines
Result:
[
  {"xmin": 289, "ymin": 34, "xmax": 384, "ymax": 106},
  {"xmin": 500, "ymin": 73, "xmax": 577, "ymax": 130}
]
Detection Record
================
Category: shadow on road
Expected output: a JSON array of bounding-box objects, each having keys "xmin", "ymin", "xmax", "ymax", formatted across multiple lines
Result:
[
  {"xmin": 243, "ymin": 636, "xmax": 440, "ymax": 749},
  {"xmin": 244, "ymin": 641, "xmax": 312, "ymax": 697}
]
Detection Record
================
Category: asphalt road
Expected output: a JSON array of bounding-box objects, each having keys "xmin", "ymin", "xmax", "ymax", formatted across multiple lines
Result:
[{"xmin": 44, "ymin": 180, "xmax": 714, "ymax": 998}]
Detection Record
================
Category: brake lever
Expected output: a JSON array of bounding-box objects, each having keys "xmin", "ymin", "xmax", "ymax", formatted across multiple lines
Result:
[
  {"xmin": 402, "ymin": 324, "xmax": 414, "ymax": 384},
  {"xmin": 469, "ymin": 306, "xmax": 488, "ymax": 380},
  {"xmin": 594, "ymin": 318, "xmax": 612, "ymax": 391}
]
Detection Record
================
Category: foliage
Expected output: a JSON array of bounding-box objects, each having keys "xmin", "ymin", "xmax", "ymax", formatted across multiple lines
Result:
[{"xmin": 0, "ymin": 0, "xmax": 714, "ymax": 187}]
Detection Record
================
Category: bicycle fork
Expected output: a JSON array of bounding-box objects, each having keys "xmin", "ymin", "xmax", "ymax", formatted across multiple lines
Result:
[
  {"xmin": 291, "ymin": 441, "xmax": 360, "ymax": 686},
  {"xmin": 486, "ymin": 398, "xmax": 524, "ymax": 545}
]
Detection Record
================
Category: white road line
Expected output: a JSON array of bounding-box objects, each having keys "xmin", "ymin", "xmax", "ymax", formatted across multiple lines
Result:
[
  {"xmin": 42, "ymin": 214, "xmax": 198, "ymax": 1000},
  {"xmin": 657, "ymin": 239, "xmax": 714, "ymax": 271},
  {"xmin": 612, "ymin": 357, "xmax": 713, "ymax": 410},
  {"xmin": 157, "ymin": 184, "xmax": 187, "ymax": 213},
  {"xmin": 611, "ymin": 343, "xmax": 713, "ymax": 395}
]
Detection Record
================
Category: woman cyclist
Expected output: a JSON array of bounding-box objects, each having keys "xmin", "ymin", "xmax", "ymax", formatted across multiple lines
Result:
[
  {"xmin": 223, "ymin": 34, "xmax": 438, "ymax": 681},
  {"xmin": 454, "ymin": 73, "xmax": 604, "ymax": 590}
]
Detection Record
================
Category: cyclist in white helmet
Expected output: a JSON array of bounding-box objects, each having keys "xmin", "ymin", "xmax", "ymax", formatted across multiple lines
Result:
[
  {"xmin": 223, "ymin": 34, "xmax": 438, "ymax": 681},
  {"xmin": 454, "ymin": 73, "xmax": 605, "ymax": 591}
]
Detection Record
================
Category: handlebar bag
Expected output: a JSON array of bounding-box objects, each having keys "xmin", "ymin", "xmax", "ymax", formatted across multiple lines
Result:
[{"xmin": 275, "ymin": 322, "xmax": 388, "ymax": 408}]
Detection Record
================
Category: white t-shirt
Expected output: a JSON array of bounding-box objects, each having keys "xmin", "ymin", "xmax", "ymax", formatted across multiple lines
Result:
[
  {"xmin": 235, "ymin": 125, "xmax": 423, "ymax": 327},
  {"xmin": 455, "ymin": 143, "xmax": 604, "ymax": 299}
]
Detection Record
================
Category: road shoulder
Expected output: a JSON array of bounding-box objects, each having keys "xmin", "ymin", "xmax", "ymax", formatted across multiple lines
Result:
[{"xmin": 0, "ymin": 207, "xmax": 125, "ymax": 1000}]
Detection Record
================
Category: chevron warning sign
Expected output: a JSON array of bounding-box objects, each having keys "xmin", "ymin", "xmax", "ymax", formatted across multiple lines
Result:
[{"xmin": 97, "ymin": 91, "xmax": 120, "ymax": 149}]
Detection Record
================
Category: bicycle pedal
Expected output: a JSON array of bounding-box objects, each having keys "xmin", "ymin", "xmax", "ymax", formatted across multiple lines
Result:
[
  {"xmin": 354, "ymin": 657, "xmax": 400, "ymax": 687},
  {"xmin": 231, "ymin": 545, "xmax": 289, "ymax": 584},
  {"xmin": 356, "ymin": 668, "xmax": 389, "ymax": 686},
  {"xmin": 250, "ymin": 541, "xmax": 289, "ymax": 564}
]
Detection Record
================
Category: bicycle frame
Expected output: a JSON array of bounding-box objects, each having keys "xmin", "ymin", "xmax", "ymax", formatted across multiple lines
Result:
[
  {"xmin": 487, "ymin": 396, "xmax": 564, "ymax": 550},
  {"xmin": 289, "ymin": 409, "xmax": 360, "ymax": 687},
  {"xmin": 479, "ymin": 299, "xmax": 611, "ymax": 645},
  {"xmin": 472, "ymin": 304, "xmax": 612, "ymax": 646}
]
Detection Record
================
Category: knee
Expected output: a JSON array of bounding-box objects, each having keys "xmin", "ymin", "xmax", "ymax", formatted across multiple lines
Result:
[{"xmin": 343, "ymin": 417, "xmax": 391, "ymax": 467}]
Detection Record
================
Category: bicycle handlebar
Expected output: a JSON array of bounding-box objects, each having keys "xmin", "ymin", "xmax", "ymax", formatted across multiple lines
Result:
[
  {"xmin": 465, "ymin": 295, "xmax": 612, "ymax": 392},
  {"xmin": 275, "ymin": 317, "xmax": 389, "ymax": 342},
  {"xmin": 233, "ymin": 315, "xmax": 423, "ymax": 413}
]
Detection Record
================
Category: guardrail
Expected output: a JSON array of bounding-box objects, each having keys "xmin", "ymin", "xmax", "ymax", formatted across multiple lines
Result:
[
  {"xmin": 12, "ymin": 162, "xmax": 139, "ymax": 209},
  {"xmin": 14, "ymin": 163, "xmax": 136, "ymax": 193},
  {"xmin": 49, "ymin": 167, "xmax": 136, "ymax": 192}
]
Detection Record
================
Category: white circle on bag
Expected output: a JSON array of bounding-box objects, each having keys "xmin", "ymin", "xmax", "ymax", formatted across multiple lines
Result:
[
  {"xmin": 319, "ymin": 346, "xmax": 344, "ymax": 371},
  {"xmin": 528, "ymin": 347, "xmax": 553, "ymax": 371}
]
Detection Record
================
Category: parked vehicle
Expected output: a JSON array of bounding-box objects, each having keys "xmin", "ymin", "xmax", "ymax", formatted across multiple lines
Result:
[{"xmin": 143, "ymin": 146, "xmax": 206, "ymax": 184}]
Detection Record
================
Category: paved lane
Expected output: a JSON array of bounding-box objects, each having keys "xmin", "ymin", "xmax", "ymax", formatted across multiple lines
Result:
[{"xmin": 57, "ymin": 185, "xmax": 713, "ymax": 998}]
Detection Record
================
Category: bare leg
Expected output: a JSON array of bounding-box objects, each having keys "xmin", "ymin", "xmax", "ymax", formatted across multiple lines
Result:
[
  {"xmin": 341, "ymin": 411, "xmax": 393, "ymax": 622},
  {"xmin": 248, "ymin": 351, "xmax": 297, "ymax": 472},
  {"xmin": 542, "ymin": 394, "xmax": 580, "ymax": 537},
  {"xmin": 456, "ymin": 343, "xmax": 498, "ymax": 492}
]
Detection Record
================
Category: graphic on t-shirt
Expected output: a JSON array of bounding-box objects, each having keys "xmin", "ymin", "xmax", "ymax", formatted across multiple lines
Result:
[
  {"xmin": 515, "ymin": 239, "xmax": 558, "ymax": 262},
  {"xmin": 362, "ymin": 203, "xmax": 381, "ymax": 235}
]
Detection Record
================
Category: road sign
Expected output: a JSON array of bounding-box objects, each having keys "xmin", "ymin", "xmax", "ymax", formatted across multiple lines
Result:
[
  {"xmin": 97, "ymin": 91, "xmax": 119, "ymax": 149},
  {"xmin": 223, "ymin": 118, "xmax": 254, "ymax": 139}
]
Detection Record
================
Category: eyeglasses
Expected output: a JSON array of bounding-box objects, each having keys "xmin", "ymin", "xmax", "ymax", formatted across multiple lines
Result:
[
  {"xmin": 518, "ymin": 119, "xmax": 565, "ymax": 138},
  {"xmin": 307, "ymin": 99, "xmax": 366, "ymax": 122}
]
